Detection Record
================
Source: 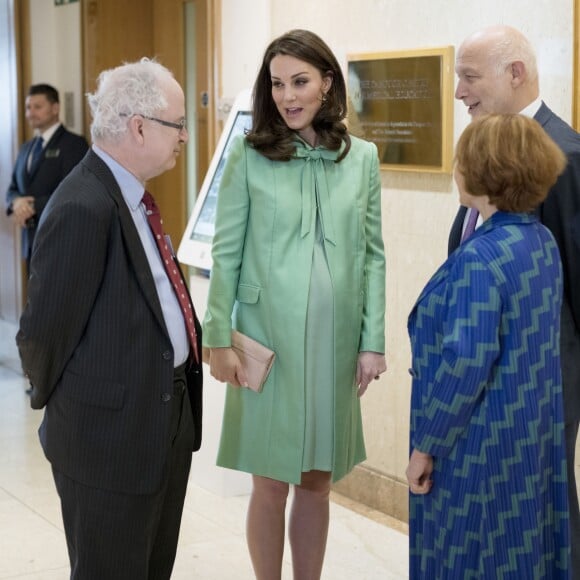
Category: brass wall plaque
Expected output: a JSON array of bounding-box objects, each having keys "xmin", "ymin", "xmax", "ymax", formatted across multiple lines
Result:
[{"xmin": 348, "ymin": 47, "xmax": 454, "ymax": 173}]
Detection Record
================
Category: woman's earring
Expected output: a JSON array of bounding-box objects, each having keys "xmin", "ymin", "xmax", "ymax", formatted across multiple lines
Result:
[{"xmin": 321, "ymin": 93, "xmax": 328, "ymax": 103}]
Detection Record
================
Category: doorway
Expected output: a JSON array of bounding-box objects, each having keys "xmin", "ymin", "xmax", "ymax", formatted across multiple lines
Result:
[
  {"xmin": 184, "ymin": 0, "xmax": 219, "ymax": 217},
  {"xmin": 575, "ymin": 0, "xmax": 580, "ymax": 129},
  {"xmin": 151, "ymin": 0, "xmax": 219, "ymax": 245}
]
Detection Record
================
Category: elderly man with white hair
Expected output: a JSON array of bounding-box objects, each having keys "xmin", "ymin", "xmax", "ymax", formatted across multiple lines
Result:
[{"xmin": 17, "ymin": 58, "xmax": 203, "ymax": 580}]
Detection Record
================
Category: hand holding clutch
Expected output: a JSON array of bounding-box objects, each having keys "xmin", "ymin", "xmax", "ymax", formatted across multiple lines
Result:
[{"xmin": 202, "ymin": 330, "xmax": 275, "ymax": 392}]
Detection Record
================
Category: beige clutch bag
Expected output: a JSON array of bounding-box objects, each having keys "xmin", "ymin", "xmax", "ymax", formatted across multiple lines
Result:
[{"xmin": 202, "ymin": 330, "xmax": 275, "ymax": 393}]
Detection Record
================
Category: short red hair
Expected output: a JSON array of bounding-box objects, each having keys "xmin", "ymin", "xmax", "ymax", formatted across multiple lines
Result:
[{"xmin": 455, "ymin": 114, "xmax": 566, "ymax": 212}]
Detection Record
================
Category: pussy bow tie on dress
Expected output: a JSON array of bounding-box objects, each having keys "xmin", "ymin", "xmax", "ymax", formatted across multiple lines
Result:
[{"xmin": 294, "ymin": 141, "xmax": 342, "ymax": 245}]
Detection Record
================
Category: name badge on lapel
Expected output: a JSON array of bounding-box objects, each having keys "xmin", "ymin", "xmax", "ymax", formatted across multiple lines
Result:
[{"xmin": 45, "ymin": 148, "xmax": 60, "ymax": 158}]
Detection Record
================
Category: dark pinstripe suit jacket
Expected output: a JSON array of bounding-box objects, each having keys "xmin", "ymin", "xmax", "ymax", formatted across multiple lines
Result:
[
  {"xmin": 17, "ymin": 149, "xmax": 203, "ymax": 495},
  {"xmin": 449, "ymin": 102, "xmax": 580, "ymax": 424}
]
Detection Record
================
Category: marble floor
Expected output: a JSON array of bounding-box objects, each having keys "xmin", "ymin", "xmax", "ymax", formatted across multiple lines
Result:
[{"xmin": 0, "ymin": 318, "xmax": 409, "ymax": 580}]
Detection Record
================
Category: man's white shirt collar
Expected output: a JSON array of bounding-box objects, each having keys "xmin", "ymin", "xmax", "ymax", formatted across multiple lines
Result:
[
  {"xmin": 520, "ymin": 97, "xmax": 543, "ymax": 119},
  {"xmin": 36, "ymin": 122, "xmax": 61, "ymax": 145}
]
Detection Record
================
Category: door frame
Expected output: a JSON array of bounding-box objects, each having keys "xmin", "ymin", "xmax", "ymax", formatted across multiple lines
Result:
[
  {"xmin": 575, "ymin": 0, "xmax": 580, "ymax": 129},
  {"xmin": 150, "ymin": 0, "xmax": 221, "ymax": 246}
]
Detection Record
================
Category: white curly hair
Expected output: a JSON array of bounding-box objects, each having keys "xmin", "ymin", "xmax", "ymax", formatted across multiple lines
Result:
[{"xmin": 88, "ymin": 57, "xmax": 175, "ymax": 142}]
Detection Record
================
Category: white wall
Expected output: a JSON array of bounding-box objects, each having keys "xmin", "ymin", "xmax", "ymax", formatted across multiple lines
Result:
[
  {"xmin": 219, "ymin": 0, "xmax": 575, "ymax": 489},
  {"xmin": 220, "ymin": 0, "xmax": 271, "ymax": 99},
  {"xmin": 29, "ymin": 0, "xmax": 83, "ymax": 134}
]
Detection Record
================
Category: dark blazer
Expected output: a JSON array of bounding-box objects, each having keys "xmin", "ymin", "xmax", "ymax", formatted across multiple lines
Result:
[
  {"xmin": 448, "ymin": 102, "xmax": 580, "ymax": 423},
  {"xmin": 5, "ymin": 125, "xmax": 88, "ymax": 258},
  {"xmin": 17, "ymin": 149, "xmax": 203, "ymax": 495}
]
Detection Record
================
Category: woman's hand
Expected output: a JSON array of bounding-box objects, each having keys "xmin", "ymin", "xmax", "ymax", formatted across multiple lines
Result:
[
  {"xmin": 406, "ymin": 448, "xmax": 434, "ymax": 495},
  {"xmin": 356, "ymin": 351, "xmax": 387, "ymax": 397},
  {"xmin": 208, "ymin": 347, "xmax": 248, "ymax": 388}
]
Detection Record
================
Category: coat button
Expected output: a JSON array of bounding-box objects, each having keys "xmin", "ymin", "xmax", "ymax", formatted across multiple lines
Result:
[
  {"xmin": 162, "ymin": 351, "xmax": 172, "ymax": 360},
  {"xmin": 161, "ymin": 393, "xmax": 172, "ymax": 403}
]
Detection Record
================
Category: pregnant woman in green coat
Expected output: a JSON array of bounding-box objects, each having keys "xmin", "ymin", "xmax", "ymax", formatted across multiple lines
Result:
[{"xmin": 203, "ymin": 29, "xmax": 387, "ymax": 580}]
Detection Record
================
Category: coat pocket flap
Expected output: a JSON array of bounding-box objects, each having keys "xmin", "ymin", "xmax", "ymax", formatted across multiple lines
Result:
[{"xmin": 236, "ymin": 283, "xmax": 260, "ymax": 304}]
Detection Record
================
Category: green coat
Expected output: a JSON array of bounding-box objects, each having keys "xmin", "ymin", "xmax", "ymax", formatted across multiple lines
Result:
[{"xmin": 203, "ymin": 135, "xmax": 386, "ymax": 484}]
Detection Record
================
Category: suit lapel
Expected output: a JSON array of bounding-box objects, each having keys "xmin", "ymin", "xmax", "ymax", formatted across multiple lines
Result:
[
  {"xmin": 22, "ymin": 140, "xmax": 38, "ymax": 185},
  {"xmin": 82, "ymin": 151, "xmax": 170, "ymax": 339},
  {"xmin": 533, "ymin": 101, "xmax": 552, "ymax": 128},
  {"xmin": 27, "ymin": 126, "xmax": 66, "ymax": 179},
  {"xmin": 411, "ymin": 263, "xmax": 449, "ymax": 318},
  {"xmin": 119, "ymin": 197, "xmax": 170, "ymax": 337},
  {"xmin": 44, "ymin": 124, "xmax": 65, "ymax": 147}
]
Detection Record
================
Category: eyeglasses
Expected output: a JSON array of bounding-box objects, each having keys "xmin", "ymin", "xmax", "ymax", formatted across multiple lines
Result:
[
  {"xmin": 120, "ymin": 113, "xmax": 187, "ymax": 132},
  {"xmin": 142, "ymin": 115, "xmax": 187, "ymax": 132}
]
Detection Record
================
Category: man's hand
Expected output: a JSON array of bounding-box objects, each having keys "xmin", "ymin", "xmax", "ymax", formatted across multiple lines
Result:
[{"xmin": 11, "ymin": 196, "xmax": 36, "ymax": 228}]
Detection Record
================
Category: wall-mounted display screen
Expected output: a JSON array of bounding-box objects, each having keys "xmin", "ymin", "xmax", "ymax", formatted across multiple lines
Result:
[{"xmin": 178, "ymin": 90, "xmax": 252, "ymax": 271}]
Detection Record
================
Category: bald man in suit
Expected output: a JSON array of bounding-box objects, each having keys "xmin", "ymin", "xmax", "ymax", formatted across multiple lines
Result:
[{"xmin": 451, "ymin": 25, "xmax": 580, "ymax": 578}]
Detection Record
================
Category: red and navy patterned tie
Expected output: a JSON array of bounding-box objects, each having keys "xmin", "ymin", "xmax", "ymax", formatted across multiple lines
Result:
[{"xmin": 142, "ymin": 191, "xmax": 199, "ymax": 364}]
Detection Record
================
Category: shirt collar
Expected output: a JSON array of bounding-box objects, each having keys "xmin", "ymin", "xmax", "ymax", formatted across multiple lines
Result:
[
  {"xmin": 92, "ymin": 145, "xmax": 144, "ymax": 211},
  {"xmin": 519, "ymin": 97, "xmax": 543, "ymax": 119},
  {"xmin": 36, "ymin": 122, "xmax": 61, "ymax": 144}
]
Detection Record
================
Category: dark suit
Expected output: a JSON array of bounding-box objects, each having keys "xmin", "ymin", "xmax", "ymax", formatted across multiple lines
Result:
[
  {"xmin": 5, "ymin": 124, "xmax": 88, "ymax": 262},
  {"xmin": 17, "ymin": 149, "xmax": 203, "ymax": 579},
  {"xmin": 448, "ymin": 205, "xmax": 468, "ymax": 256},
  {"xmin": 449, "ymin": 102, "xmax": 580, "ymax": 578}
]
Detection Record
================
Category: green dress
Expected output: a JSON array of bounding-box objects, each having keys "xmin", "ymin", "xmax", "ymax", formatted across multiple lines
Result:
[{"xmin": 302, "ymin": 205, "xmax": 334, "ymax": 472}]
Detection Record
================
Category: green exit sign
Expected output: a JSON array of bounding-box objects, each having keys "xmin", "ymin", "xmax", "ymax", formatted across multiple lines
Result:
[{"xmin": 55, "ymin": 0, "xmax": 79, "ymax": 5}]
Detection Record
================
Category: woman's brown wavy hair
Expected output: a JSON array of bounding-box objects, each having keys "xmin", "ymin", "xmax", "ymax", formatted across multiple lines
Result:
[{"xmin": 246, "ymin": 29, "xmax": 351, "ymax": 162}]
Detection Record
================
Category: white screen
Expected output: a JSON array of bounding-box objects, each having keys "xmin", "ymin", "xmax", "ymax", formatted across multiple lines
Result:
[{"xmin": 178, "ymin": 90, "xmax": 252, "ymax": 270}]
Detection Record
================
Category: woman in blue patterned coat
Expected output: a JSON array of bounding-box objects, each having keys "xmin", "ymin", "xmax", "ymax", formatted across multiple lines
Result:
[{"xmin": 407, "ymin": 114, "xmax": 571, "ymax": 578}]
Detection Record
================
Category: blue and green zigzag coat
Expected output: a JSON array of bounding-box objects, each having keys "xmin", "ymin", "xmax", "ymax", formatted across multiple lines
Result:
[{"xmin": 408, "ymin": 211, "xmax": 570, "ymax": 579}]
